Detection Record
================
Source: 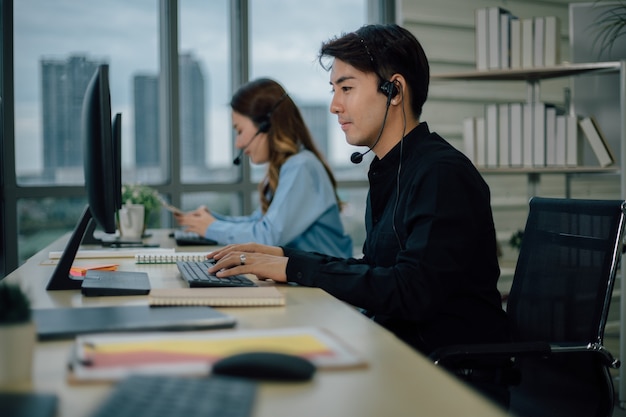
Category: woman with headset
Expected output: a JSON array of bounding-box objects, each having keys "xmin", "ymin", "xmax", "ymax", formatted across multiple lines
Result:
[{"xmin": 175, "ymin": 78, "xmax": 353, "ymax": 258}]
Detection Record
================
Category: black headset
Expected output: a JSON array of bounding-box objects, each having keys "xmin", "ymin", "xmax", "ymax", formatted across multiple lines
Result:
[
  {"xmin": 350, "ymin": 79, "xmax": 399, "ymax": 164},
  {"xmin": 233, "ymin": 94, "xmax": 287, "ymax": 165}
]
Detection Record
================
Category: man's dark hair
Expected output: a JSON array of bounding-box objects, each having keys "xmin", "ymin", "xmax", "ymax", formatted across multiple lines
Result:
[{"xmin": 318, "ymin": 24, "xmax": 429, "ymax": 118}]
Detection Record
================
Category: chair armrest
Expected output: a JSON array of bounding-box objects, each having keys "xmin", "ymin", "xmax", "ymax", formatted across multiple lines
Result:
[{"xmin": 430, "ymin": 341, "xmax": 620, "ymax": 369}]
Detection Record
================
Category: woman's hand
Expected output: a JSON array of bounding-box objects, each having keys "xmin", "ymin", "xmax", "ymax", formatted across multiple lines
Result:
[
  {"xmin": 208, "ymin": 243, "xmax": 288, "ymax": 282},
  {"xmin": 174, "ymin": 206, "xmax": 216, "ymax": 236}
]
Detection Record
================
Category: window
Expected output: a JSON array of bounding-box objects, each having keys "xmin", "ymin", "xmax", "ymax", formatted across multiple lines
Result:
[{"xmin": 4, "ymin": 0, "xmax": 378, "ymax": 272}]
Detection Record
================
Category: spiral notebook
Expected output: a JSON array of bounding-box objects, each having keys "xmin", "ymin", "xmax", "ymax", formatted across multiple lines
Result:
[
  {"xmin": 135, "ymin": 252, "xmax": 209, "ymax": 264},
  {"xmin": 149, "ymin": 286, "xmax": 285, "ymax": 307}
]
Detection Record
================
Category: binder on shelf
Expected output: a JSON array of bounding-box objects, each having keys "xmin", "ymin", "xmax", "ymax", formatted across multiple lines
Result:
[
  {"xmin": 475, "ymin": 8, "xmax": 489, "ymax": 71},
  {"xmin": 555, "ymin": 113, "xmax": 567, "ymax": 167},
  {"xmin": 523, "ymin": 103, "xmax": 534, "ymax": 167},
  {"xmin": 566, "ymin": 115, "xmax": 581, "ymax": 167},
  {"xmin": 579, "ymin": 116, "xmax": 615, "ymax": 167},
  {"xmin": 487, "ymin": 7, "xmax": 511, "ymax": 70},
  {"xmin": 463, "ymin": 117, "xmax": 477, "ymax": 164},
  {"xmin": 533, "ymin": 17, "xmax": 545, "ymax": 67},
  {"xmin": 533, "ymin": 102, "xmax": 546, "ymax": 166},
  {"xmin": 509, "ymin": 102, "xmax": 523, "ymax": 167},
  {"xmin": 485, "ymin": 103, "xmax": 499, "ymax": 167},
  {"xmin": 499, "ymin": 12, "xmax": 514, "ymax": 69},
  {"xmin": 545, "ymin": 105, "xmax": 557, "ymax": 166},
  {"xmin": 475, "ymin": 117, "xmax": 486, "ymax": 167},
  {"xmin": 521, "ymin": 18, "xmax": 534, "ymax": 68},
  {"xmin": 498, "ymin": 103, "xmax": 510, "ymax": 167},
  {"xmin": 149, "ymin": 286, "xmax": 285, "ymax": 307},
  {"xmin": 510, "ymin": 18, "xmax": 522, "ymax": 69},
  {"xmin": 544, "ymin": 16, "xmax": 561, "ymax": 67}
]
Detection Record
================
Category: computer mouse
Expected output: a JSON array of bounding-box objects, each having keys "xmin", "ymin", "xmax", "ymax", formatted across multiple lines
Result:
[{"xmin": 211, "ymin": 351, "xmax": 316, "ymax": 382}]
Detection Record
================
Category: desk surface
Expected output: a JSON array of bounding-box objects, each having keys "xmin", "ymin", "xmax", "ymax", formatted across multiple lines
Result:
[{"xmin": 4, "ymin": 230, "xmax": 507, "ymax": 417}]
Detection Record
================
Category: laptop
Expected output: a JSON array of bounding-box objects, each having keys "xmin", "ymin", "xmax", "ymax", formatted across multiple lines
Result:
[{"xmin": 33, "ymin": 304, "xmax": 237, "ymax": 341}]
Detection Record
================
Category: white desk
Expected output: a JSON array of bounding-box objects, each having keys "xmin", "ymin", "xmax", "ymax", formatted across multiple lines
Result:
[{"xmin": 4, "ymin": 230, "xmax": 507, "ymax": 417}]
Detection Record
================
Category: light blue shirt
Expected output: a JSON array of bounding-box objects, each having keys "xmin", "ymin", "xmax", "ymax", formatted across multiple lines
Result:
[{"xmin": 205, "ymin": 150, "xmax": 353, "ymax": 258}]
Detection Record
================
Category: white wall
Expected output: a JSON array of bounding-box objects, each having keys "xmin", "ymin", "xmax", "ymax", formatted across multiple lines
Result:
[{"xmin": 399, "ymin": 0, "xmax": 622, "ymax": 263}]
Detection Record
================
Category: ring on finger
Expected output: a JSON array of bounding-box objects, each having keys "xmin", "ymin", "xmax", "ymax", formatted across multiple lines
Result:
[{"xmin": 239, "ymin": 253, "xmax": 246, "ymax": 265}]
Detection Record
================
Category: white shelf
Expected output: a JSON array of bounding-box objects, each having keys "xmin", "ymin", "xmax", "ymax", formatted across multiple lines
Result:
[{"xmin": 431, "ymin": 62, "xmax": 621, "ymax": 82}]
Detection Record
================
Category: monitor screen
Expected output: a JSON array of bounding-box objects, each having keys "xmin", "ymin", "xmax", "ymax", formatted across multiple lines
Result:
[{"xmin": 47, "ymin": 65, "xmax": 121, "ymax": 290}]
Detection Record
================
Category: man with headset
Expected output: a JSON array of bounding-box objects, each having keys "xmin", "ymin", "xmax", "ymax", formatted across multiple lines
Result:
[{"xmin": 209, "ymin": 23, "xmax": 509, "ymax": 376}]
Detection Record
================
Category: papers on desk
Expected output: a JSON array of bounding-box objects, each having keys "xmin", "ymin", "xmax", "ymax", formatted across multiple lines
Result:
[
  {"xmin": 48, "ymin": 247, "xmax": 175, "ymax": 259},
  {"xmin": 67, "ymin": 327, "xmax": 366, "ymax": 383}
]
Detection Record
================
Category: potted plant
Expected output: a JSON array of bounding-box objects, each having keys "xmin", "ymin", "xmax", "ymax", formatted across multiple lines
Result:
[
  {"xmin": 592, "ymin": 0, "xmax": 626, "ymax": 57},
  {"xmin": 120, "ymin": 183, "xmax": 161, "ymax": 233},
  {"xmin": 0, "ymin": 281, "xmax": 35, "ymax": 387}
]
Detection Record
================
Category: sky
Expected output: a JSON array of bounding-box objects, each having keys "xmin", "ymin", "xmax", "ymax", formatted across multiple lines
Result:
[{"xmin": 13, "ymin": 0, "xmax": 366, "ymax": 176}]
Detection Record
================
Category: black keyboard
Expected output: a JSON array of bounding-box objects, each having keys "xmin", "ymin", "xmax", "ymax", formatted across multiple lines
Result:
[
  {"xmin": 177, "ymin": 260, "xmax": 257, "ymax": 287},
  {"xmin": 90, "ymin": 375, "xmax": 256, "ymax": 417},
  {"xmin": 174, "ymin": 230, "xmax": 218, "ymax": 246}
]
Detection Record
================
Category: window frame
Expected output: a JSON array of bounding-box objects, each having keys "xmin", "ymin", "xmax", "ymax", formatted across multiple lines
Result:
[{"xmin": 0, "ymin": 0, "xmax": 391, "ymax": 276}]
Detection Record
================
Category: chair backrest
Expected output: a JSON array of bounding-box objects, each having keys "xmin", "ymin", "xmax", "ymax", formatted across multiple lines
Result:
[
  {"xmin": 508, "ymin": 197, "xmax": 626, "ymax": 345},
  {"xmin": 508, "ymin": 197, "xmax": 626, "ymax": 417}
]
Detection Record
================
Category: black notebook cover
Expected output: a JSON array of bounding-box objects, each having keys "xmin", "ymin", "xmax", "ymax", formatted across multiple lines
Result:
[
  {"xmin": 33, "ymin": 305, "xmax": 237, "ymax": 341},
  {"xmin": 0, "ymin": 392, "xmax": 57, "ymax": 417},
  {"xmin": 81, "ymin": 270, "xmax": 151, "ymax": 296}
]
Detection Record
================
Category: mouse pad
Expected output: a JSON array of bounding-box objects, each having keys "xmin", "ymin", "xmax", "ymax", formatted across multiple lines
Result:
[{"xmin": 33, "ymin": 305, "xmax": 237, "ymax": 341}]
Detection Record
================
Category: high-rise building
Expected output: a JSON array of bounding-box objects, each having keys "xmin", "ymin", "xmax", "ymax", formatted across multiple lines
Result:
[
  {"xmin": 41, "ymin": 55, "xmax": 103, "ymax": 178},
  {"xmin": 299, "ymin": 103, "xmax": 329, "ymax": 157},
  {"xmin": 132, "ymin": 53, "xmax": 207, "ymax": 171},
  {"xmin": 179, "ymin": 52, "xmax": 207, "ymax": 168},
  {"xmin": 133, "ymin": 74, "xmax": 160, "ymax": 167}
]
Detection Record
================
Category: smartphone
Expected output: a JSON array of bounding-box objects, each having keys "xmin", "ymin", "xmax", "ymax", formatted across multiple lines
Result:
[{"xmin": 157, "ymin": 195, "xmax": 184, "ymax": 215}]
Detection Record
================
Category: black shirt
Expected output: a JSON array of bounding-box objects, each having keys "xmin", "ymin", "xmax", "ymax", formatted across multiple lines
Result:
[{"xmin": 284, "ymin": 123, "xmax": 509, "ymax": 355}]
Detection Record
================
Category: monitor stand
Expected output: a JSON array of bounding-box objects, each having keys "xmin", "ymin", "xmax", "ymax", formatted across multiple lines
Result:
[{"xmin": 47, "ymin": 205, "xmax": 93, "ymax": 290}]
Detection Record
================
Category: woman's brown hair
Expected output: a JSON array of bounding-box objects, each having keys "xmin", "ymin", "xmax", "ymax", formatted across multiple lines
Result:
[{"xmin": 230, "ymin": 78, "xmax": 341, "ymax": 213}]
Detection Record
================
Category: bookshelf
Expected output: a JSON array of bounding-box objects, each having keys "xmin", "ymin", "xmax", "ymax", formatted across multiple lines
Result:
[{"xmin": 431, "ymin": 61, "xmax": 625, "ymax": 197}]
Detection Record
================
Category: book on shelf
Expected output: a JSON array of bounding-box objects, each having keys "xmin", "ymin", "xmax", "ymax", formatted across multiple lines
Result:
[
  {"xmin": 533, "ymin": 102, "xmax": 546, "ymax": 166},
  {"xmin": 499, "ymin": 11, "xmax": 514, "ymax": 69},
  {"xmin": 475, "ymin": 117, "xmax": 486, "ymax": 167},
  {"xmin": 522, "ymin": 103, "xmax": 534, "ymax": 167},
  {"xmin": 545, "ymin": 105, "xmax": 557, "ymax": 166},
  {"xmin": 475, "ymin": 8, "xmax": 488, "ymax": 71},
  {"xmin": 543, "ymin": 16, "xmax": 561, "ymax": 67},
  {"xmin": 149, "ymin": 286, "xmax": 285, "ymax": 307},
  {"xmin": 533, "ymin": 17, "xmax": 545, "ymax": 67},
  {"xmin": 488, "ymin": 7, "xmax": 512, "ymax": 70},
  {"xmin": 485, "ymin": 103, "xmax": 499, "ymax": 167},
  {"xmin": 579, "ymin": 116, "xmax": 615, "ymax": 167},
  {"xmin": 135, "ymin": 252, "xmax": 209, "ymax": 264},
  {"xmin": 566, "ymin": 114, "xmax": 582, "ymax": 167},
  {"xmin": 554, "ymin": 111, "xmax": 567, "ymax": 167},
  {"xmin": 510, "ymin": 18, "xmax": 522, "ymax": 69},
  {"xmin": 498, "ymin": 103, "xmax": 510, "ymax": 166},
  {"xmin": 521, "ymin": 18, "xmax": 534, "ymax": 68},
  {"xmin": 509, "ymin": 102, "xmax": 523, "ymax": 167},
  {"xmin": 462, "ymin": 117, "xmax": 476, "ymax": 164},
  {"xmin": 67, "ymin": 327, "xmax": 367, "ymax": 383}
]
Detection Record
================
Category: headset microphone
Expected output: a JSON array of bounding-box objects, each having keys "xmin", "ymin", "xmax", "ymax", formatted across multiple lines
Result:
[
  {"xmin": 232, "ymin": 120, "xmax": 270, "ymax": 165},
  {"xmin": 350, "ymin": 80, "xmax": 398, "ymax": 164}
]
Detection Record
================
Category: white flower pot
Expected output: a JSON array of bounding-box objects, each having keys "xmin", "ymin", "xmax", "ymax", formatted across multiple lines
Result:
[{"xmin": 0, "ymin": 321, "xmax": 35, "ymax": 388}]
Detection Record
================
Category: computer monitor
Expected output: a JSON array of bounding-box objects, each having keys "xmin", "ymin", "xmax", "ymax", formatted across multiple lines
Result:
[{"xmin": 47, "ymin": 64, "xmax": 121, "ymax": 290}]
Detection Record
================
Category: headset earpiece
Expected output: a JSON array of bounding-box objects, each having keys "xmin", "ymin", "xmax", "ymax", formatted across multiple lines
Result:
[
  {"xmin": 379, "ymin": 80, "xmax": 399, "ymax": 99},
  {"xmin": 257, "ymin": 119, "xmax": 270, "ymax": 133}
]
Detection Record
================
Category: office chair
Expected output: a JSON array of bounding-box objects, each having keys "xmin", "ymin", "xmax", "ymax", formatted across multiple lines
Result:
[{"xmin": 431, "ymin": 197, "xmax": 626, "ymax": 417}]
